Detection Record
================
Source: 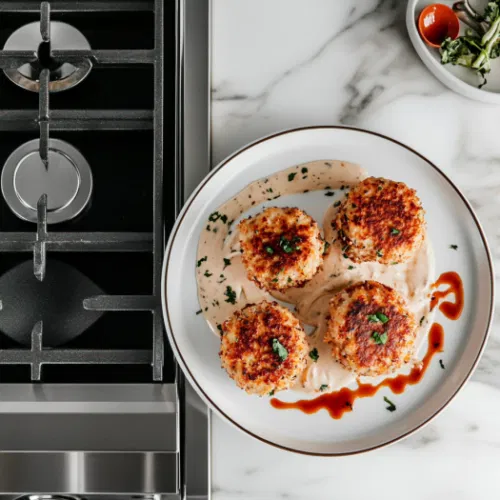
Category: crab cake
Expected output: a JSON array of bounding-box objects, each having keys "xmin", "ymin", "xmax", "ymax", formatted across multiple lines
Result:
[
  {"xmin": 219, "ymin": 301, "xmax": 308, "ymax": 395},
  {"xmin": 324, "ymin": 280, "xmax": 417, "ymax": 377},
  {"xmin": 239, "ymin": 207, "xmax": 324, "ymax": 291},
  {"xmin": 333, "ymin": 177, "xmax": 425, "ymax": 264}
]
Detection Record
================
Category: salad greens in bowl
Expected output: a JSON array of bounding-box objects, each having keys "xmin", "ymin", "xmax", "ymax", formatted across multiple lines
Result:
[
  {"xmin": 440, "ymin": 1, "xmax": 500, "ymax": 88},
  {"xmin": 407, "ymin": 0, "xmax": 500, "ymax": 103}
]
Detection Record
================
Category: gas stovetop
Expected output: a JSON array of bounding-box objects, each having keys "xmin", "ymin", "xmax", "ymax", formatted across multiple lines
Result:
[
  {"xmin": 0, "ymin": 1, "xmax": 210, "ymax": 499},
  {"xmin": 0, "ymin": 0, "xmax": 174, "ymax": 383}
]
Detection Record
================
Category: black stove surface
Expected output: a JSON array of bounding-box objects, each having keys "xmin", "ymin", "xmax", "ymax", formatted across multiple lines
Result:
[{"xmin": 0, "ymin": 0, "xmax": 176, "ymax": 383}]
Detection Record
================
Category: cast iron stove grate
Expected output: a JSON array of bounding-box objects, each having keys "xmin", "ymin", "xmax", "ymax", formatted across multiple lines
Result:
[{"xmin": 0, "ymin": 0, "xmax": 175, "ymax": 383}]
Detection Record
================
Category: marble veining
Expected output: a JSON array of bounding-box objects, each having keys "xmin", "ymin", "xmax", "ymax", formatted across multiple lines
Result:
[{"xmin": 211, "ymin": 0, "xmax": 500, "ymax": 498}]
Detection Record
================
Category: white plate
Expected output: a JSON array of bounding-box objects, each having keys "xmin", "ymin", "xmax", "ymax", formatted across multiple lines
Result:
[
  {"xmin": 407, "ymin": 0, "xmax": 500, "ymax": 103},
  {"xmin": 162, "ymin": 127, "xmax": 493, "ymax": 455}
]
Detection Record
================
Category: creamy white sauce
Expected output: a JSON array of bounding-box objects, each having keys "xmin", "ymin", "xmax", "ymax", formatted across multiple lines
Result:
[{"xmin": 196, "ymin": 160, "xmax": 435, "ymax": 393}]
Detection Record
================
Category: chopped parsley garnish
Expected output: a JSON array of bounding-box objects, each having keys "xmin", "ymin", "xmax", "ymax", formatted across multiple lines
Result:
[
  {"xmin": 334, "ymin": 201, "xmax": 341, "ymax": 207},
  {"xmin": 450, "ymin": 244, "xmax": 458, "ymax": 250},
  {"xmin": 348, "ymin": 265, "xmax": 355, "ymax": 270},
  {"xmin": 319, "ymin": 384, "xmax": 328, "ymax": 392},
  {"xmin": 217, "ymin": 274, "xmax": 227, "ymax": 284},
  {"xmin": 439, "ymin": 359, "xmax": 445, "ymax": 370},
  {"xmin": 206, "ymin": 225, "xmax": 211, "ymax": 231},
  {"xmin": 340, "ymin": 185, "xmax": 346, "ymax": 190},
  {"xmin": 217, "ymin": 324, "xmax": 223, "ymax": 335},
  {"xmin": 288, "ymin": 173, "xmax": 297, "ymax": 181},
  {"xmin": 391, "ymin": 228, "xmax": 400, "ymax": 235},
  {"xmin": 301, "ymin": 167, "xmax": 308, "ymax": 174},
  {"xmin": 224, "ymin": 286, "xmax": 237, "ymax": 304},
  {"xmin": 391, "ymin": 262, "xmax": 398, "ymax": 265},
  {"xmin": 279, "ymin": 235, "xmax": 301, "ymax": 253},
  {"xmin": 367, "ymin": 311, "xmax": 389, "ymax": 324},
  {"xmin": 266, "ymin": 188, "xmax": 273, "ymax": 193},
  {"xmin": 420, "ymin": 316, "xmax": 425, "ymax": 326},
  {"xmin": 269, "ymin": 390, "xmax": 275, "ymax": 396},
  {"xmin": 372, "ymin": 331, "xmax": 388, "ymax": 345},
  {"xmin": 323, "ymin": 241, "xmax": 330, "ymax": 254},
  {"xmin": 197, "ymin": 256, "xmax": 207, "ymax": 267},
  {"xmin": 208, "ymin": 211, "xmax": 228, "ymax": 224},
  {"xmin": 287, "ymin": 276, "xmax": 293, "ymax": 283},
  {"xmin": 223, "ymin": 258, "xmax": 231, "ymax": 269},
  {"xmin": 272, "ymin": 338, "xmax": 288, "ymax": 361},
  {"xmin": 376, "ymin": 249, "xmax": 384, "ymax": 258},
  {"xmin": 343, "ymin": 253, "xmax": 349, "ymax": 259},
  {"xmin": 204, "ymin": 270, "xmax": 212, "ymax": 277},
  {"xmin": 195, "ymin": 309, "xmax": 202, "ymax": 315},
  {"xmin": 265, "ymin": 246, "xmax": 274, "ymax": 255},
  {"xmin": 384, "ymin": 396, "xmax": 396, "ymax": 412},
  {"xmin": 309, "ymin": 348, "xmax": 319, "ymax": 362},
  {"xmin": 272, "ymin": 277, "xmax": 279, "ymax": 283},
  {"xmin": 325, "ymin": 191, "xmax": 335, "ymax": 197}
]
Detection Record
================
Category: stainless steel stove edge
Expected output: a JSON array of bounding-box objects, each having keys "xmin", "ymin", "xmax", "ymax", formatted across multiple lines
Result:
[
  {"xmin": 0, "ymin": 384, "xmax": 179, "ymax": 495},
  {"xmin": 176, "ymin": 0, "xmax": 211, "ymax": 499}
]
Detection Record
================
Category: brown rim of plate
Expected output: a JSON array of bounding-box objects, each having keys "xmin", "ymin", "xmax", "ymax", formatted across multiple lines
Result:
[{"xmin": 162, "ymin": 125, "xmax": 495, "ymax": 456}]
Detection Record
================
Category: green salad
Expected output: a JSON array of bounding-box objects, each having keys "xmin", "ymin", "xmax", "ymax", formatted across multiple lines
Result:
[{"xmin": 441, "ymin": 1, "xmax": 500, "ymax": 88}]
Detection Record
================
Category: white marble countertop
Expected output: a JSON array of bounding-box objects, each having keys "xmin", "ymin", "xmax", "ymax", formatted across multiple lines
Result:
[{"xmin": 210, "ymin": 1, "xmax": 500, "ymax": 499}]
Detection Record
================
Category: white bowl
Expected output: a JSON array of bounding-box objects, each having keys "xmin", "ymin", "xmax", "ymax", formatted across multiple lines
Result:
[{"xmin": 407, "ymin": 0, "xmax": 500, "ymax": 103}]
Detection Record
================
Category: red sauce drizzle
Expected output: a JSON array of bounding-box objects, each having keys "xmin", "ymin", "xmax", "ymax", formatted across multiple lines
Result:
[
  {"xmin": 271, "ymin": 323, "xmax": 444, "ymax": 419},
  {"xmin": 430, "ymin": 271, "xmax": 464, "ymax": 320}
]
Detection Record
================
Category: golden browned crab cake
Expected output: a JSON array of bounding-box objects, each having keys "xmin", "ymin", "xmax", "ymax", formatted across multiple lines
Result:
[
  {"xmin": 219, "ymin": 301, "xmax": 308, "ymax": 395},
  {"xmin": 238, "ymin": 207, "xmax": 324, "ymax": 291},
  {"xmin": 324, "ymin": 280, "xmax": 417, "ymax": 377},
  {"xmin": 333, "ymin": 177, "xmax": 425, "ymax": 264}
]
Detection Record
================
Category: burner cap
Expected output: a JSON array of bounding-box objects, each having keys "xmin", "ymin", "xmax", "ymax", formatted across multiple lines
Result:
[
  {"xmin": 3, "ymin": 21, "xmax": 92, "ymax": 92},
  {"xmin": 1, "ymin": 139, "xmax": 93, "ymax": 224}
]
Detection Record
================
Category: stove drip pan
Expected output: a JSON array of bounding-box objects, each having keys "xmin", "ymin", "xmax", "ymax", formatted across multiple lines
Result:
[
  {"xmin": 1, "ymin": 139, "xmax": 93, "ymax": 224},
  {"xmin": 3, "ymin": 21, "xmax": 92, "ymax": 93}
]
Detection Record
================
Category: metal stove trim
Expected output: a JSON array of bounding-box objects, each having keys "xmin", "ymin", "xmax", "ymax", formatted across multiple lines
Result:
[
  {"xmin": 176, "ymin": 0, "xmax": 211, "ymax": 499},
  {"xmin": 0, "ymin": 452, "xmax": 178, "ymax": 495}
]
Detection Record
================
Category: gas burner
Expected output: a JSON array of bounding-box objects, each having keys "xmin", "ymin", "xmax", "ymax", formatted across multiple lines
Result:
[
  {"xmin": 1, "ymin": 138, "xmax": 93, "ymax": 224},
  {"xmin": 0, "ymin": 260, "xmax": 103, "ymax": 347},
  {"xmin": 3, "ymin": 21, "xmax": 92, "ymax": 92}
]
